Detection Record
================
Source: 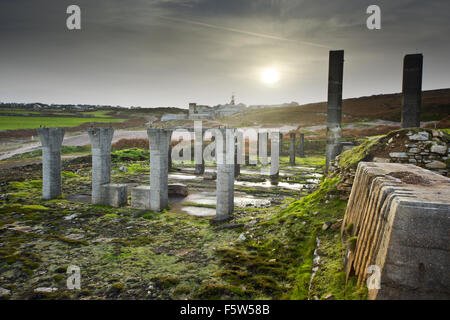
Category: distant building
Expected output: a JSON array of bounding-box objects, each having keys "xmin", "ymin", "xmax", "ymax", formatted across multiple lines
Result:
[{"xmin": 188, "ymin": 94, "xmax": 247, "ymax": 120}]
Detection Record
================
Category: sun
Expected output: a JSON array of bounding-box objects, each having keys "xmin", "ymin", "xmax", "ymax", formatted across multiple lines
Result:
[{"xmin": 261, "ymin": 68, "xmax": 280, "ymax": 84}]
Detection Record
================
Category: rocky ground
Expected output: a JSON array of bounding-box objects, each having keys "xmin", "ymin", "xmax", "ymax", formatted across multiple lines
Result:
[{"xmin": 0, "ymin": 147, "xmax": 368, "ymax": 300}]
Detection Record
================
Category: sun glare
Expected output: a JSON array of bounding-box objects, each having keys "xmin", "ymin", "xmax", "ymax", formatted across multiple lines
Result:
[{"xmin": 261, "ymin": 68, "xmax": 280, "ymax": 84}]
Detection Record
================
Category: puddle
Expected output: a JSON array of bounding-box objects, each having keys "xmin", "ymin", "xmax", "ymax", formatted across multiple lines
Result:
[
  {"xmin": 235, "ymin": 180, "xmax": 312, "ymax": 191},
  {"xmin": 181, "ymin": 206, "xmax": 216, "ymax": 217},
  {"xmin": 168, "ymin": 173, "xmax": 200, "ymax": 181}
]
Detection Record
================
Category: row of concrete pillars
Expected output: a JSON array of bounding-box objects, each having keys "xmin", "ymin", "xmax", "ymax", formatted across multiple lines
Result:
[
  {"xmin": 36, "ymin": 126, "xmax": 294, "ymax": 221},
  {"xmin": 325, "ymin": 50, "xmax": 423, "ymax": 171}
]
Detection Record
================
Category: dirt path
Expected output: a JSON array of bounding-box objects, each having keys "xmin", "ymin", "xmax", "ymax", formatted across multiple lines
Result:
[{"xmin": 0, "ymin": 130, "xmax": 148, "ymax": 161}]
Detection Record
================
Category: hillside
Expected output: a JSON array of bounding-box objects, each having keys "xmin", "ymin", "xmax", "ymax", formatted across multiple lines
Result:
[{"xmin": 222, "ymin": 88, "xmax": 450, "ymax": 127}]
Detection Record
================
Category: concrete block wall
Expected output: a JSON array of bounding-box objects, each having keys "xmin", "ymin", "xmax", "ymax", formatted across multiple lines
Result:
[{"xmin": 341, "ymin": 162, "xmax": 450, "ymax": 299}]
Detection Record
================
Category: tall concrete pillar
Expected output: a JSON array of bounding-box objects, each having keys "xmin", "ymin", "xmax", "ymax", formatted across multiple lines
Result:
[
  {"xmin": 279, "ymin": 132, "xmax": 283, "ymax": 155},
  {"xmin": 147, "ymin": 128, "xmax": 170, "ymax": 212},
  {"xmin": 289, "ymin": 133, "xmax": 296, "ymax": 166},
  {"xmin": 88, "ymin": 127, "xmax": 114, "ymax": 204},
  {"xmin": 214, "ymin": 129, "xmax": 235, "ymax": 222},
  {"xmin": 194, "ymin": 127, "xmax": 204, "ymax": 175},
  {"xmin": 234, "ymin": 133, "xmax": 241, "ymax": 177},
  {"xmin": 37, "ymin": 127, "xmax": 65, "ymax": 200},
  {"xmin": 258, "ymin": 131, "xmax": 268, "ymax": 165},
  {"xmin": 270, "ymin": 131, "xmax": 280, "ymax": 183},
  {"xmin": 299, "ymin": 133, "xmax": 305, "ymax": 158},
  {"xmin": 168, "ymin": 130, "xmax": 173, "ymax": 170},
  {"xmin": 401, "ymin": 54, "xmax": 423, "ymax": 128},
  {"xmin": 326, "ymin": 50, "xmax": 344, "ymax": 171}
]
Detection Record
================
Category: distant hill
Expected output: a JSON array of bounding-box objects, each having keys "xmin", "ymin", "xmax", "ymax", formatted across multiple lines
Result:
[{"xmin": 222, "ymin": 88, "xmax": 450, "ymax": 127}]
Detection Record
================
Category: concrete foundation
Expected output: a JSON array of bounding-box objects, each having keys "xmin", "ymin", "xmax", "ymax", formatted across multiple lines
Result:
[
  {"xmin": 101, "ymin": 184, "xmax": 127, "ymax": 207},
  {"xmin": 401, "ymin": 54, "xmax": 423, "ymax": 128},
  {"xmin": 270, "ymin": 131, "xmax": 280, "ymax": 182},
  {"xmin": 214, "ymin": 129, "xmax": 235, "ymax": 222},
  {"xmin": 148, "ymin": 129, "xmax": 170, "ymax": 212},
  {"xmin": 289, "ymin": 133, "xmax": 296, "ymax": 165},
  {"xmin": 88, "ymin": 127, "xmax": 114, "ymax": 205},
  {"xmin": 299, "ymin": 133, "xmax": 305, "ymax": 158},
  {"xmin": 342, "ymin": 162, "xmax": 450, "ymax": 300},
  {"xmin": 326, "ymin": 50, "xmax": 344, "ymax": 172},
  {"xmin": 37, "ymin": 128, "xmax": 66, "ymax": 200}
]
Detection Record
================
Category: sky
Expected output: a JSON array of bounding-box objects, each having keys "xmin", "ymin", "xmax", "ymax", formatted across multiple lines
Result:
[{"xmin": 0, "ymin": 0, "xmax": 449, "ymax": 108}]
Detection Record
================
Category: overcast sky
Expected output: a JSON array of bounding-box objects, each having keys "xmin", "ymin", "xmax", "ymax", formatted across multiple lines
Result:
[{"xmin": 0, "ymin": 0, "xmax": 449, "ymax": 108}]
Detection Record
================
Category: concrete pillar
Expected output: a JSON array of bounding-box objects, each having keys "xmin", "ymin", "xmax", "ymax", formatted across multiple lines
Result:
[
  {"xmin": 326, "ymin": 50, "xmax": 344, "ymax": 171},
  {"xmin": 236, "ymin": 130, "xmax": 244, "ymax": 170},
  {"xmin": 289, "ymin": 133, "xmax": 296, "ymax": 166},
  {"xmin": 258, "ymin": 131, "xmax": 268, "ymax": 165},
  {"xmin": 279, "ymin": 132, "xmax": 283, "ymax": 155},
  {"xmin": 234, "ymin": 133, "xmax": 241, "ymax": 177},
  {"xmin": 88, "ymin": 127, "xmax": 114, "ymax": 204},
  {"xmin": 299, "ymin": 133, "xmax": 305, "ymax": 158},
  {"xmin": 147, "ymin": 128, "xmax": 170, "ymax": 212},
  {"xmin": 270, "ymin": 131, "xmax": 280, "ymax": 183},
  {"xmin": 401, "ymin": 54, "xmax": 423, "ymax": 128},
  {"xmin": 37, "ymin": 127, "xmax": 65, "ymax": 200},
  {"xmin": 194, "ymin": 127, "xmax": 204, "ymax": 175},
  {"xmin": 214, "ymin": 129, "xmax": 235, "ymax": 222},
  {"xmin": 168, "ymin": 130, "xmax": 173, "ymax": 170}
]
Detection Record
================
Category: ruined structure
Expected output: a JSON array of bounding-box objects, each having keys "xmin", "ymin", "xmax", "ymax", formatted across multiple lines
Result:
[
  {"xmin": 326, "ymin": 50, "xmax": 344, "ymax": 172},
  {"xmin": 289, "ymin": 133, "xmax": 296, "ymax": 165},
  {"xmin": 401, "ymin": 54, "xmax": 423, "ymax": 128},
  {"xmin": 214, "ymin": 129, "xmax": 235, "ymax": 222},
  {"xmin": 342, "ymin": 162, "xmax": 450, "ymax": 299},
  {"xmin": 88, "ymin": 127, "xmax": 127, "ymax": 207},
  {"xmin": 270, "ymin": 131, "xmax": 280, "ymax": 182},
  {"xmin": 37, "ymin": 127, "xmax": 65, "ymax": 200},
  {"xmin": 147, "ymin": 128, "xmax": 171, "ymax": 212},
  {"xmin": 299, "ymin": 133, "xmax": 305, "ymax": 158}
]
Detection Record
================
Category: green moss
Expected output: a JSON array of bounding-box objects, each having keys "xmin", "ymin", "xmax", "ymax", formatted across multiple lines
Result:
[
  {"xmin": 346, "ymin": 236, "xmax": 358, "ymax": 251},
  {"xmin": 195, "ymin": 283, "xmax": 246, "ymax": 299},
  {"xmin": 338, "ymin": 137, "xmax": 380, "ymax": 169},
  {"xmin": 151, "ymin": 275, "xmax": 180, "ymax": 289},
  {"xmin": 62, "ymin": 171, "xmax": 80, "ymax": 178}
]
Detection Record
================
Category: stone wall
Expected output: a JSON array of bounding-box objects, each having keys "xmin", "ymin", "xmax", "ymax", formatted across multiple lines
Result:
[{"xmin": 330, "ymin": 129, "xmax": 449, "ymax": 199}]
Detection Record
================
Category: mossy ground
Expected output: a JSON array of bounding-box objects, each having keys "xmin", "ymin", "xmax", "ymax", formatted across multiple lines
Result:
[{"xmin": 0, "ymin": 150, "xmax": 366, "ymax": 300}]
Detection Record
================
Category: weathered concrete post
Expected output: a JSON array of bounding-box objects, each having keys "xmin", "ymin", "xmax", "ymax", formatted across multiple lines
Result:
[
  {"xmin": 299, "ymin": 133, "xmax": 305, "ymax": 158},
  {"xmin": 234, "ymin": 131, "xmax": 241, "ymax": 177},
  {"xmin": 279, "ymin": 132, "xmax": 283, "ymax": 155},
  {"xmin": 194, "ymin": 127, "xmax": 204, "ymax": 175},
  {"xmin": 326, "ymin": 50, "xmax": 344, "ymax": 171},
  {"xmin": 37, "ymin": 127, "xmax": 65, "ymax": 200},
  {"xmin": 289, "ymin": 132, "xmax": 296, "ymax": 165},
  {"xmin": 88, "ymin": 127, "xmax": 114, "ymax": 204},
  {"xmin": 168, "ymin": 130, "xmax": 173, "ymax": 170},
  {"xmin": 214, "ymin": 129, "xmax": 235, "ymax": 222},
  {"xmin": 147, "ymin": 128, "xmax": 170, "ymax": 212},
  {"xmin": 270, "ymin": 131, "xmax": 280, "ymax": 183},
  {"xmin": 401, "ymin": 53, "xmax": 423, "ymax": 128},
  {"xmin": 258, "ymin": 131, "xmax": 268, "ymax": 165}
]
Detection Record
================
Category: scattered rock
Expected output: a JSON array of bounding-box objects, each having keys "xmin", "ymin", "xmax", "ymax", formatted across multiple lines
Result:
[
  {"xmin": 64, "ymin": 212, "xmax": 81, "ymax": 221},
  {"xmin": 0, "ymin": 287, "xmax": 11, "ymax": 297},
  {"xmin": 65, "ymin": 233, "xmax": 85, "ymax": 240},
  {"xmin": 322, "ymin": 221, "xmax": 332, "ymax": 231},
  {"xmin": 119, "ymin": 166, "xmax": 128, "ymax": 172},
  {"xmin": 425, "ymin": 160, "xmax": 446, "ymax": 169},
  {"xmin": 237, "ymin": 234, "xmax": 246, "ymax": 242},
  {"xmin": 34, "ymin": 287, "xmax": 58, "ymax": 293},
  {"xmin": 323, "ymin": 293, "xmax": 334, "ymax": 300}
]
